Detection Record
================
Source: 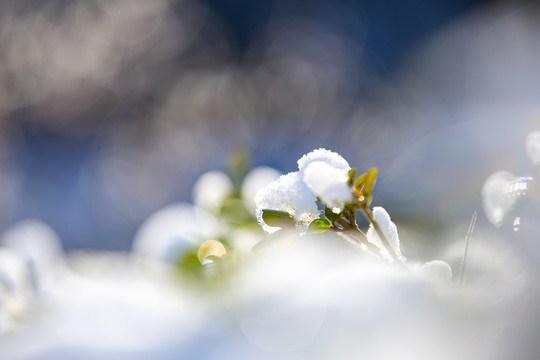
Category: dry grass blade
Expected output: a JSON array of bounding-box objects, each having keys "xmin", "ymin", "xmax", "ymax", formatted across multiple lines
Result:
[{"xmin": 459, "ymin": 211, "xmax": 477, "ymax": 286}]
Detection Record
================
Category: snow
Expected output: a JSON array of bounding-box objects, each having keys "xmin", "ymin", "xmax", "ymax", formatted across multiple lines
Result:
[
  {"xmin": 366, "ymin": 206, "xmax": 406, "ymax": 262},
  {"xmin": 254, "ymin": 148, "xmax": 356, "ymax": 234},
  {"xmin": 1, "ymin": 220, "xmax": 65, "ymax": 291},
  {"xmin": 526, "ymin": 131, "xmax": 540, "ymax": 165},
  {"xmin": 417, "ymin": 260, "xmax": 453, "ymax": 283},
  {"xmin": 132, "ymin": 203, "xmax": 202, "ymax": 263},
  {"xmin": 297, "ymin": 148, "xmax": 350, "ymax": 174},
  {"xmin": 254, "ymin": 172, "xmax": 319, "ymax": 234},
  {"xmin": 0, "ymin": 249, "xmax": 34, "ymax": 333},
  {"xmin": 481, "ymin": 171, "xmax": 518, "ymax": 227},
  {"xmin": 302, "ymin": 160, "xmax": 351, "ymax": 210},
  {"xmin": 192, "ymin": 170, "xmax": 233, "ymax": 211},
  {"xmin": 241, "ymin": 166, "xmax": 282, "ymax": 214}
]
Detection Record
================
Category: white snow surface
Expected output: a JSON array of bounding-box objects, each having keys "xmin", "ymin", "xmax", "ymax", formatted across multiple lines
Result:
[
  {"xmin": 254, "ymin": 172, "xmax": 319, "ymax": 234},
  {"xmin": 366, "ymin": 206, "xmax": 406, "ymax": 262},
  {"xmin": 302, "ymin": 161, "xmax": 351, "ymax": 210},
  {"xmin": 297, "ymin": 148, "xmax": 350, "ymax": 174}
]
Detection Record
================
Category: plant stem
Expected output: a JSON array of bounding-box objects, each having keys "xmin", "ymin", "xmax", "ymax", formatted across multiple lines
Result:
[
  {"xmin": 360, "ymin": 206, "xmax": 401, "ymax": 262},
  {"xmin": 334, "ymin": 209, "xmax": 381, "ymax": 254},
  {"xmin": 332, "ymin": 228, "xmax": 380, "ymax": 253}
]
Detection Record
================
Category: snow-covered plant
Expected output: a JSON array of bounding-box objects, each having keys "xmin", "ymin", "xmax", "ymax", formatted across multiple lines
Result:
[
  {"xmin": 0, "ymin": 220, "xmax": 65, "ymax": 333},
  {"xmin": 255, "ymin": 148, "xmax": 406, "ymax": 263},
  {"xmin": 133, "ymin": 148, "xmax": 281, "ymax": 289}
]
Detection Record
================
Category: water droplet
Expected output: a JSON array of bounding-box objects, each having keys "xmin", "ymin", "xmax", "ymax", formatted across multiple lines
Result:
[{"xmin": 513, "ymin": 217, "xmax": 521, "ymax": 232}]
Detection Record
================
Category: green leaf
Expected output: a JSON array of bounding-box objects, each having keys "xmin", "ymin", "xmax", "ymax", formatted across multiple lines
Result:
[
  {"xmin": 308, "ymin": 219, "xmax": 331, "ymax": 233},
  {"xmin": 325, "ymin": 207, "xmax": 341, "ymax": 223},
  {"xmin": 342, "ymin": 203, "xmax": 354, "ymax": 219},
  {"xmin": 175, "ymin": 250, "xmax": 204, "ymax": 279},
  {"xmin": 262, "ymin": 209, "xmax": 294, "ymax": 228},
  {"xmin": 347, "ymin": 168, "xmax": 357, "ymax": 185},
  {"xmin": 363, "ymin": 168, "xmax": 377, "ymax": 195},
  {"xmin": 219, "ymin": 196, "xmax": 255, "ymax": 227},
  {"xmin": 354, "ymin": 173, "xmax": 367, "ymax": 191}
]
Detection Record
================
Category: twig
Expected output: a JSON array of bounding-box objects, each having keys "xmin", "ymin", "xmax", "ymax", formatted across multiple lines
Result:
[
  {"xmin": 333, "ymin": 231, "xmax": 382, "ymax": 256},
  {"xmin": 459, "ymin": 211, "xmax": 477, "ymax": 286}
]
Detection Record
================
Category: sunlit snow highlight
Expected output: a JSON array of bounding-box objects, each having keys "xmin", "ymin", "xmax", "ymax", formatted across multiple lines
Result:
[
  {"xmin": 302, "ymin": 161, "xmax": 352, "ymax": 211},
  {"xmin": 297, "ymin": 148, "xmax": 350, "ymax": 174},
  {"xmin": 366, "ymin": 207, "xmax": 406, "ymax": 262}
]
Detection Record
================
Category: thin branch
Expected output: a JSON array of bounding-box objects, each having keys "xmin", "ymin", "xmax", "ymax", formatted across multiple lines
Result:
[
  {"xmin": 331, "ymin": 226, "xmax": 380, "ymax": 253},
  {"xmin": 459, "ymin": 211, "xmax": 477, "ymax": 286}
]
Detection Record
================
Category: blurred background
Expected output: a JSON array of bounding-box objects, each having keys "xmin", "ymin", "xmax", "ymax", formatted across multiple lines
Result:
[{"xmin": 0, "ymin": 0, "xmax": 537, "ymax": 251}]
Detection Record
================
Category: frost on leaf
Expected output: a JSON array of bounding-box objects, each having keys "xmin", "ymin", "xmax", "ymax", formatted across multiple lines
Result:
[
  {"xmin": 302, "ymin": 161, "xmax": 352, "ymax": 211},
  {"xmin": 297, "ymin": 148, "xmax": 350, "ymax": 174},
  {"xmin": 254, "ymin": 172, "xmax": 319, "ymax": 234},
  {"xmin": 366, "ymin": 207, "xmax": 406, "ymax": 262},
  {"xmin": 481, "ymin": 171, "xmax": 518, "ymax": 227}
]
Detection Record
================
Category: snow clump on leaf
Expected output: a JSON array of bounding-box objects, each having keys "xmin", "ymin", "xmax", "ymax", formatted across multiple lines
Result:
[
  {"xmin": 254, "ymin": 172, "xmax": 319, "ymax": 234},
  {"xmin": 302, "ymin": 161, "xmax": 352, "ymax": 211},
  {"xmin": 297, "ymin": 148, "xmax": 350, "ymax": 174}
]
